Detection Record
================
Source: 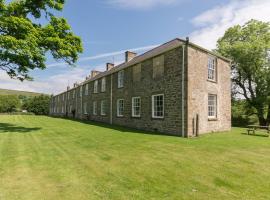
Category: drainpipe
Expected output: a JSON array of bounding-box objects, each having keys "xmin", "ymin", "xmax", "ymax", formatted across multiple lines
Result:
[
  {"xmin": 181, "ymin": 44, "xmax": 185, "ymax": 137},
  {"xmin": 110, "ymin": 74, "xmax": 113, "ymax": 124}
]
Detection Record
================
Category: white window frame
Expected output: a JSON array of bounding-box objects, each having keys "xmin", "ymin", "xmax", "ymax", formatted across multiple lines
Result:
[
  {"xmin": 208, "ymin": 94, "xmax": 217, "ymax": 118},
  {"xmin": 79, "ymin": 86, "xmax": 82, "ymax": 97},
  {"xmin": 117, "ymin": 99, "xmax": 124, "ymax": 117},
  {"xmin": 93, "ymin": 101, "xmax": 97, "ymax": 115},
  {"xmin": 118, "ymin": 70, "xmax": 124, "ymax": 88},
  {"xmin": 85, "ymin": 84, "xmax": 89, "ymax": 96},
  {"xmin": 69, "ymin": 105, "xmax": 72, "ymax": 113},
  {"xmin": 132, "ymin": 97, "xmax": 141, "ymax": 117},
  {"xmin": 94, "ymin": 80, "xmax": 98, "ymax": 93},
  {"xmin": 101, "ymin": 100, "xmax": 106, "ymax": 116},
  {"xmin": 101, "ymin": 77, "xmax": 106, "ymax": 92},
  {"xmin": 152, "ymin": 94, "xmax": 164, "ymax": 119},
  {"xmin": 84, "ymin": 102, "xmax": 88, "ymax": 114},
  {"xmin": 208, "ymin": 57, "xmax": 216, "ymax": 81}
]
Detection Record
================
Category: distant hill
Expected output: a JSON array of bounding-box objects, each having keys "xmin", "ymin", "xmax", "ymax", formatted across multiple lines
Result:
[{"xmin": 0, "ymin": 88, "xmax": 46, "ymax": 97}]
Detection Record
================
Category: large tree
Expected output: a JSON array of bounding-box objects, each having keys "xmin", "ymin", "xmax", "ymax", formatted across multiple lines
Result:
[
  {"xmin": 22, "ymin": 95, "xmax": 50, "ymax": 115},
  {"xmin": 0, "ymin": 0, "xmax": 83, "ymax": 81},
  {"xmin": 217, "ymin": 20, "xmax": 270, "ymax": 126}
]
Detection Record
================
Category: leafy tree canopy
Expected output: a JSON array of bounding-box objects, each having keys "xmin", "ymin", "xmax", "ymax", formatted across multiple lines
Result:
[
  {"xmin": 0, "ymin": 0, "xmax": 83, "ymax": 81},
  {"xmin": 0, "ymin": 94, "xmax": 20, "ymax": 112},
  {"xmin": 22, "ymin": 95, "xmax": 50, "ymax": 115},
  {"xmin": 217, "ymin": 19, "xmax": 270, "ymax": 126}
]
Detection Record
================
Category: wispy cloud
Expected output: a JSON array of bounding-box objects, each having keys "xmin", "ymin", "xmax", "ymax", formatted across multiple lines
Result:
[
  {"xmin": 190, "ymin": 0, "xmax": 270, "ymax": 49},
  {"xmin": 47, "ymin": 44, "xmax": 159, "ymax": 68},
  {"xmin": 107, "ymin": 0, "xmax": 180, "ymax": 10}
]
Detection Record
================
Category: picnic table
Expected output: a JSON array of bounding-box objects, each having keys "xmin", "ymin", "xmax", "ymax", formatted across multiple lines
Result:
[{"xmin": 247, "ymin": 125, "xmax": 270, "ymax": 136}]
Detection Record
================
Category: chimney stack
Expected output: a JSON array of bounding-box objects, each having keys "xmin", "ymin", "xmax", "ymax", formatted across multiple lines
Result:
[
  {"xmin": 106, "ymin": 63, "xmax": 114, "ymax": 71},
  {"xmin": 91, "ymin": 70, "xmax": 101, "ymax": 78},
  {"xmin": 67, "ymin": 86, "xmax": 70, "ymax": 91},
  {"xmin": 125, "ymin": 51, "xmax": 137, "ymax": 62}
]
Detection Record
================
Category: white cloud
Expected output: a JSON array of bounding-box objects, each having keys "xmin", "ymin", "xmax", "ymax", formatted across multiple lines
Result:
[
  {"xmin": 190, "ymin": 0, "xmax": 270, "ymax": 50},
  {"xmin": 47, "ymin": 44, "xmax": 158, "ymax": 68},
  {"xmin": 107, "ymin": 0, "xmax": 179, "ymax": 10}
]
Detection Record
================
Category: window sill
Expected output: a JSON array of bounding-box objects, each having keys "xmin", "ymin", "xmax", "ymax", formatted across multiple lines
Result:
[
  {"xmin": 207, "ymin": 79, "xmax": 217, "ymax": 83},
  {"xmin": 208, "ymin": 118, "xmax": 218, "ymax": 121},
  {"xmin": 152, "ymin": 117, "xmax": 164, "ymax": 120}
]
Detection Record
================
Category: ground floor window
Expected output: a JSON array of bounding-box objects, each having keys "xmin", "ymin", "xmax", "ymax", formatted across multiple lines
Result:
[
  {"xmin": 93, "ymin": 101, "xmax": 97, "ymax": 115},
  {"xmin": 84, "ymin": 102, "xmax": 88, "ymax": 114},
  {"xmin": 69, "ymin": 105, "xmax": 72, "ymax": 113},
  {"xmin": 117, "ymin": 99, "xmax": 124, "ymax": 117},
  {"xmin": 152, "ymin": 94, "xmax": 164, "ymax": 118},
  {"xmin": 101, "ymin": 100, "xmax": 106, "ymax": 116},
  {"xmin": 132, "ymin": 97, "xmax": 141, "ymax": 117},
  {"xmin": 208, "ymin": 94, "xmax": 217, "ymax": 118}
]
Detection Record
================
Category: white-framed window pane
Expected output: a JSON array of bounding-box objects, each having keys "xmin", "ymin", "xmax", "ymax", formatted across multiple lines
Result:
[
  {"xmin": 101, "ymin": 77, "xmax": 106, "ymax": 92},
  {"xmin": 208, "ymin": 94, "xmax": 217, "ymax": 118},
  {"xmin": 117, "ymin": 99, "xmax": 124, "ymax": 117},
  {"xmin": 132, "ymin": 97, "xmax": 141, "ymax": 117},
  {"xmin": 85, "ymin": 84, "xmax": 89, "ymax": 95},
  {"xmin": 208, "ymin": 57, "xmax": 216, "ymax": 81},
  {"xmin": 94, "ymin": 80, "xmax": 98, "ymax": 93},
  {"xmin": 84, "ymin": 102, "xmax": 88, "ymax": 114},
  {"xmin": 101, "ymin": 100, "xmax": 106, "ymax": 115},
  {"xmin": 93, "ymin": 102, "xmax": 97, "ymax": 115},
  {"xmin": 152, "ymin": 94, "xmax": 164, "ymax": 118},
  {"xmin": 118, "ymin": 71, "xmax": 124, "ymax": 88},
  {"xmin": 80, "ymin": 86, "xmax": 82, "ymax": 97}
]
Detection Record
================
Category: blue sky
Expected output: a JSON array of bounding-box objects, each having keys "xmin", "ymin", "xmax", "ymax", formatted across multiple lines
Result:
[{"xmin": 1, "ymin": 0, "xmax": 270, "ymax": 94}]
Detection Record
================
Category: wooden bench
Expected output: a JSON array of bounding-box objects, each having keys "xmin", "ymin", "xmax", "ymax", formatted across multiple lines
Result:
[{"xmin": 247, "ymin": 125, "xmax": 270, "ymax": 136}]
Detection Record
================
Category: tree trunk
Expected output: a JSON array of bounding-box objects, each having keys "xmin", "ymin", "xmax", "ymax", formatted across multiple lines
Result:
[
  {"xmin": 266, "ymin": 104, "xmax": 270, "ymax": 126},
  {"xmin": 257, "ymin": 107, "xmax": 267, "ymax": 126}
]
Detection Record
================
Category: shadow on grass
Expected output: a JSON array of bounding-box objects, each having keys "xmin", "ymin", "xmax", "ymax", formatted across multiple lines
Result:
[
  {"xmin": 49, "ymin": 116, "xmax": 181, "ymax": 138},
  {"xmin": 241, "ymin": 132, "xmax": 269, "ymax": 138},
  {"xmin": 0, "ymin": 123, "xmax": 42, "ymax": 133}
]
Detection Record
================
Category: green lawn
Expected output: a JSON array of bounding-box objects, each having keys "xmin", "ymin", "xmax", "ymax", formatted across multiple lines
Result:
[{"xmin": 0, "ymin": 115, "xmax": 270, "ymax": 200}]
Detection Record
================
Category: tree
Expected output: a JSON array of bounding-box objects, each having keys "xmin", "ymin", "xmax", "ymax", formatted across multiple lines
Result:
[
  {"xmin": 0, "ymin": 95, "xmax": 20, "ymax": 112},
  {"xmin": 217, "ymin": 20, "xmax": 270, "ymax": 126},
  {"xmin": 0, "ymin": 0, "xmax": 83, "ymax": 81},
  {"xmin": 22, "ymin": 95, "xmax": 50, "ymax": 115}
]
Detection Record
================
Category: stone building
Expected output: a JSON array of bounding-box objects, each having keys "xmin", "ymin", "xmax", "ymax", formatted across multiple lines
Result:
[{"xmin": 49, "ymin": 38, "xmax": 231, "ymax": 137}]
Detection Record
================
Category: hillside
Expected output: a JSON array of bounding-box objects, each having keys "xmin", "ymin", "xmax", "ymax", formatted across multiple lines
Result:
[{"xmin": 0, "ymin": 88, "xmax": 45, "ymax": 97}]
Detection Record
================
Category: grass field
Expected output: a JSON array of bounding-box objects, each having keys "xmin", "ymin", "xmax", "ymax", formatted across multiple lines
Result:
[
  {"xmin": 0, "ymin": 115, "xmax": 270, "ymax": 200},
  {"xmin": 0, "ymin": 88, "xmax": 44, "ymax": 97}
]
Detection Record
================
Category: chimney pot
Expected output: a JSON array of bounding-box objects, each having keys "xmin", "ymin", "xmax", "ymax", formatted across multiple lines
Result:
[
  {"xmin": 125, "ymin": 51, "xmax": 137, "ymax": 62},
  {"xmin": 106, "ymin": 63, "xmax": 114, "ymax": 71},
  {"xmin": 91, "ymin": 70, "xmax": 101, "ymax": 78}
]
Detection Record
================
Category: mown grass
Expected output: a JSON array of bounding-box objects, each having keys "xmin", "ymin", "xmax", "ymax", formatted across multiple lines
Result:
[{"xmin": 0, "ymin": 115, "xmax": 270, "ymax": 200}]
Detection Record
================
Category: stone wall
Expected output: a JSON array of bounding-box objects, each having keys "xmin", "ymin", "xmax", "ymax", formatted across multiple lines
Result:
[{"xmin": 187, "ymin": 46, "xmax": 231, "ymax": 136}]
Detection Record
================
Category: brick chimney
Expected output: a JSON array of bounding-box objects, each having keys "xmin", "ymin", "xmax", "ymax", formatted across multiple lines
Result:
[
  {"xmin": 125, "ymin": 51, "xmax": 137, "ymax": 62},
  {"xmin": 91, "ymin": 70, "xmax": 101, "ymax": 78},
  {"xmin": 106, "ymin": 63, "xmax": 114, "ymax": 71}
]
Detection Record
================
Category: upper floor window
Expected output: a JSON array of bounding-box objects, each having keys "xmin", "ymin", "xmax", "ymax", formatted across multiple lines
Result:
[
  {"xmin": 94, "ymin": 80, "xmax": 98, "ymax": 93},
  {"xmin": 208, "ymin": 57, "xmax": 216, "ymax": 81},
  {"xmin": 67, "ymin": 92, "xmax": 70, "ymax": 100},
  {"xmin": 118, "ymin": 70, "xmax": 124, "ymax": 88},
  {"xmin": 79, "ymin": 86, "xmax": 82, "ymax": 97},
  {"xmin": 133, "ymin": 64, "xmax": 141, "ymax": 82},
  {"xmin": 85, "ymin": 84, "xmax": 89, "ymax": 96},
  {"xmin": 208, "ymin": 94, "xmax": 217, "ymax": 118},
  {"xmin": 117, "ymin": 99, "xmax": 124, "ymax": 117},
  {"xmin": 152, "ymin": 94, "xmax": 164, "ymax": 118},
  {"xmin": 101, "ymin": 100, "xmax": 106, "ymax": 116},
  {"xmin": 153, "ymin": 55, "xmax": 164, "ymax": 79},
  {"xmin": 132, "ymin": 97, "xmax": 141, "ymax": 117},
  {"xmin": 101, "ymin": 77, "xmax": 106, "ymax": 92}
]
